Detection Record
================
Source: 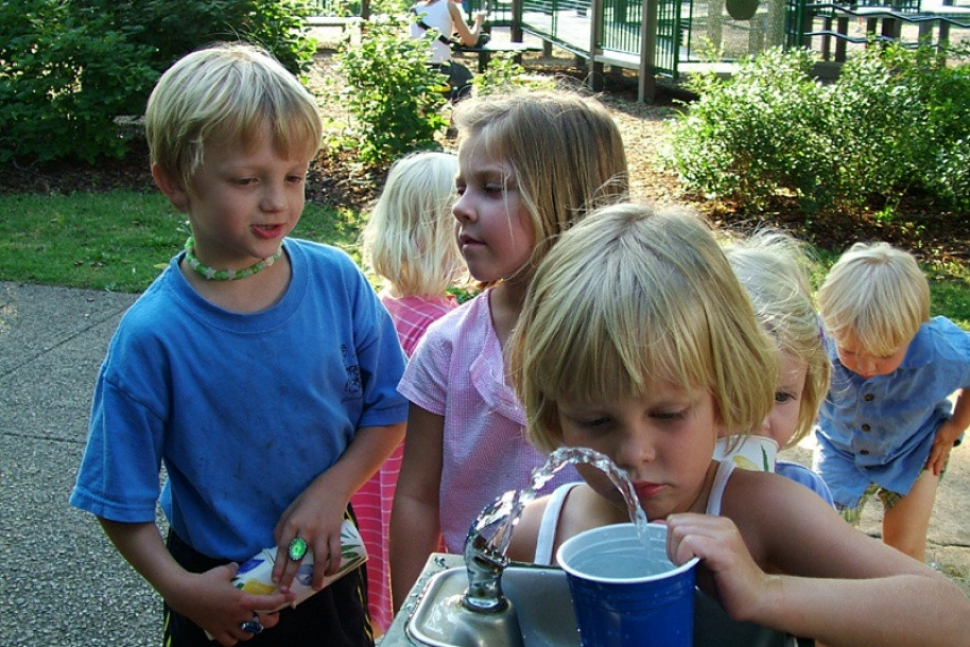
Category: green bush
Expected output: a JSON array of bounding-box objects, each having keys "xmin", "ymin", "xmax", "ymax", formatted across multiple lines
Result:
[
  {"xmin": 0, "ymin": 1, "xmax": 158, "ymax": 164},
  {"xmin": 472, "ymin": 52, "xmax": 557, "ymax": 96},
  {"xmin": 334, "ymin": 13, "xmax": 448, "ymax": 169},
  {"xmin": 665, "ymin": 48, "xmax": 833, "ymax": 209},
  {"xmin": 665, "ymin": 45, "xmax": 970, "ymax": 212},
  {"xmin": 0, "ymin": 0, "xmax": 317, "ymax": 165},
  {"xmin": 919, "ymin": 63, "xmax": 970, "ymax": 210},
  {"xmin": 110, "ymin": 0, "xmax": 317, "ymax": 79},
  {"xmin": 828, "ymin": 46, "xmax": 926, "ymax": 204}
]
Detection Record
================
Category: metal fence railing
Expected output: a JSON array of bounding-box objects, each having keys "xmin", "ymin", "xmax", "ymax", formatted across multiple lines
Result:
[{"xmin": 308, "ymin": 0, "xmax": 970, "ymax": 97}]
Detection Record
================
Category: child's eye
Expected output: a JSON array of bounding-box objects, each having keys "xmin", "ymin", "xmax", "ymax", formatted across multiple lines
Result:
[
  {"xmin": 286, "ymin": 174, "xmax": 305, "ymax": 183},
  {"xmin": 565, "ymin": 414, "xmax": 611, "ymax": 431},
  {"xmin": 233, "ymin": 177, "xmax": 256, "ymax": 186},
  {"xmin": 455, "ymin": 183, "xmax": 467, "ymax": 196},
  {"xmin": 652, "ymin": 410, "xmax": 686, "ymax": 422},
  {"xmin": 775, "ymin": 391, "xmax": 796, "ymax": 404}
]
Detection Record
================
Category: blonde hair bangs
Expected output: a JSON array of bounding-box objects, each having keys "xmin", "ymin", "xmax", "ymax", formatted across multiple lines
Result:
[
  {"xmin": 362, "ymin": 151, "xmax": 466, "ymax": 297},
  {"xmin": 818, "ymin": 242, "xmax": 930, "ymax": 356},
  {"xmin": 146, "ymin": 42, "xmax": 323, "ymax": 189},
  {"xmin": 512, "ymin": 203, "xmax": 777, "ymax": 454}
]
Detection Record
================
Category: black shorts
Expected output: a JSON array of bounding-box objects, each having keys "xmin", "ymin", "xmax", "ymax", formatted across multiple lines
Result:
[
  {"xmin": 432, "ymin": 61, "xmax": 474, "ymax": 102},
  {"xmin": 163, "ymin": 512, "xmax": 373, "ymax": 647}
]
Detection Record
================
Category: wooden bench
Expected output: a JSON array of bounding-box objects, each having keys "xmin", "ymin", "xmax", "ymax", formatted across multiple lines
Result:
[
  {"xmin": 306, "ymin": 15, "xmax": 363, "ymax": 31},
  {"xmin": 454, "ymin": 41, "xmax": 543, "ymax": 72}
]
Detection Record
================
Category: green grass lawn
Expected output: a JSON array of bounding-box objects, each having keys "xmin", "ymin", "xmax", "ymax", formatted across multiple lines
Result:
[
  {"xmin": 1, "ymin": 190, "xmax": 968, "ymax": 330},
  {"xmin": 0, "ymin": 191, "xmax": 364, "ymax": 293}
]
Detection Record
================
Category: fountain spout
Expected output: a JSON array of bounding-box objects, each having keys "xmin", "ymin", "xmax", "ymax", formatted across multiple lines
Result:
[
  {"xmin": 461, "ymin": 489, "xmax": 517, "ymax": 613},
  {"xmin": 460, "ymin": 447, "xmax": 646, "ymax": 616}
]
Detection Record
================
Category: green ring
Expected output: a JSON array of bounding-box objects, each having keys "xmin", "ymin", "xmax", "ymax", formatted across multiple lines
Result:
[{"xmin": 288, "ymin": 537, "xmax": 308, "ymax": 561}]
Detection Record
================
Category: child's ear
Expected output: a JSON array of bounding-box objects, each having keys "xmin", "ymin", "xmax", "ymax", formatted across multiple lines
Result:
[{"xmin": 151, "ymin": 164, "xmax": 190, "ymax": 212}]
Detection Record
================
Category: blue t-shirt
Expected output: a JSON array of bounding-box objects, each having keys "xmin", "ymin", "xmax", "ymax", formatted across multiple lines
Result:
[
  {"xmin": 814, "ymin": 316, "xmax": 970, "ymax": 507},
  {"xmin": 70, "ymin": 239, "xmax": 408, "ymax": 561},
  {"xmin": 776, "ymin": 460, "xmax": 835, "ymax": 508}
]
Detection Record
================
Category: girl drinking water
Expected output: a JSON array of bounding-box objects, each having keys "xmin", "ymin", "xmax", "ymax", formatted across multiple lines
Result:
[{"xmin": 507, "ymin": 203, "xmax": 970, "ymax": 647}]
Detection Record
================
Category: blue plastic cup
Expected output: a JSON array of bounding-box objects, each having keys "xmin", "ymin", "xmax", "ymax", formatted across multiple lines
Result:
[{"xmin": 557, "ymin": 523, "xmax": 699, "ymax": 647}]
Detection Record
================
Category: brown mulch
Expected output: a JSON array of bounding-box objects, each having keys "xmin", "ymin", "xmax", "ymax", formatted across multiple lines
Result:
[{"xmin": 2, "ymin": 48, "xmax": 968, "ymax": 269}]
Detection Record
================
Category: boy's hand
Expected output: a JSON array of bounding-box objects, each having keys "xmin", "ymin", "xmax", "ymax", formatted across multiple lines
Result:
[
  {"xmin": 171, "ymin": 563, "xmax": 287, "ymax": 645},
  {"xmin": 664, "ymin": 513, "xmax": 771, "ymax": 623},
  {"xmin": 272, "ymin": 483, "xmax": 348, "ymax": 592},
  {"xmin": 927, "ymin": 419, "xmax": 961, "ymax": 475}
]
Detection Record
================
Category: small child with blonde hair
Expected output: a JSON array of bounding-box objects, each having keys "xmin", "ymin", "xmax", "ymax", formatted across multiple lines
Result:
[
  {"xmin": 361, "ymin": 150, "xmax": 466, "ymax": 356},
  {"xmin": 716, "ymin": 229, "xmax": 834, "ymax": 505},
  {"xmin": 506, "ymin": 203, "xmax": 970, "ymax": 646},
  {"xmin": 353, "ymin": 150, "xmax": 466, "ymax": 633},
  {"xmin": 815, "ymin": 241, "xmax": 970, "ymax": 561}
]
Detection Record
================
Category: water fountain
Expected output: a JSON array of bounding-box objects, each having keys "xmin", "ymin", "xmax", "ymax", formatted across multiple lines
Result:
[
  {"xmin": 406, "ymin": 447, "xmax": 648, "ymax": 647},
  {"xmin": 400, "ymin": 447, "xmax": 802, "ymax": 647}
]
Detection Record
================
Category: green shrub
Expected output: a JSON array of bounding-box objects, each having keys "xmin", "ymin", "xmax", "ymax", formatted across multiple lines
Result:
[
  {"xmin": 0, "ymin": 0, "xmax": 317, "ymax": 165},
  {"xmin": 334, "ymin": 13, "xmax": 448, "ymax": 169},
  {"xmin": 0, "ymin": 0, "xmax": 158, "ymax": 164},
  {"xmin": 665, "ymin": 45, "xmax": 970, "ymax": 212},
  {"xmin": 919, "ymin": 63, "xmax": 970, "ymax": 210},
  {"xmin": 828, "ymin": 45, "xmax": 926, "ymax": 204},
  {"xmin": 665, "ymin": 47, "xmax": 832, "ymax": 209},
  {"xmin": 110, "ymin": 0, "xmax": 317, "ymax": 79},
  {"xmin": 472, "ymin": 52, "xmax": 557, "ymax": 96}
]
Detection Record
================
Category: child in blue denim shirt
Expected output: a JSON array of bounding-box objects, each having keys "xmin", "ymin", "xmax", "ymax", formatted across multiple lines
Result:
[{"xmin": 814, "ymin": 241, "xmax": 970, "ymax": 561}]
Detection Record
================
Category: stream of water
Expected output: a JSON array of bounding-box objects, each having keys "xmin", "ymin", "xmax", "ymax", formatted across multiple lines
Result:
[{"xmin": 464, "ymin": 446, "xmax": 651, "ymax": 570}]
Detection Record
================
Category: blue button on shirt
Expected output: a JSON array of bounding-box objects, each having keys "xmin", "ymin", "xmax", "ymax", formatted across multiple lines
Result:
[{"xmin": 814, "ymin": 317, "xmax": 970, "ymax": 507}]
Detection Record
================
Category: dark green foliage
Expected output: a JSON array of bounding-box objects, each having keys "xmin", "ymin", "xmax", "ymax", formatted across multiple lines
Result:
[
  {"xmin": 0, "ymin": 0, "xmax": 158, "ymax": 164},
  {"xmin": 666, "ymin": 45, "xmax": 970, "ymax": 212},
  {"xmin": 334, "ymin": 13, "xmax": 448, "ymax": 169},
  {"xmin": 107, "ymin": 0, "xmax": 317, "ymax": 79},
  {"xmin": 0, "ymin": 0, "xmax": 316, "ymax": 165}
]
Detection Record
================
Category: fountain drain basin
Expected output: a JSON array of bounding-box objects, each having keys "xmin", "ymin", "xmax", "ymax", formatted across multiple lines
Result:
[{"xmin": 406, "ymin": 565, "xmax": 580, "ymax": 647}]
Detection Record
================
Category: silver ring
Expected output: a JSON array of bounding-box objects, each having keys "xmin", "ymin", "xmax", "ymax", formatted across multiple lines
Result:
[{"xmin": 240, "ymin": 614, "xmax": 264, "ymax": 634}]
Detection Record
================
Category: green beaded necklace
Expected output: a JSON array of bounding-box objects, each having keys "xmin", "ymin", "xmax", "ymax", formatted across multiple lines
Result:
[{"xmin": 183, "ymin": 237, "xmax": 283, "ymax": 281}]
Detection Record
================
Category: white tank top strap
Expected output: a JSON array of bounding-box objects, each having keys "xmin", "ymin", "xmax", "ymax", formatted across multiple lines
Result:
[
  {"xmin": 706, "ymin": 459, "xmax": 736, "ymax": 516},
  {"xmin": 534, "ymin": 482, "xmax": 581, "ymax": 565}
]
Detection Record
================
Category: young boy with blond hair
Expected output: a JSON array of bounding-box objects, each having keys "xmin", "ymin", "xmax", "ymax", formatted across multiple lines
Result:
[
  {"xmin": 70, "ymin": 42, "xmax": 407, "ymax": 646},
  {"xmin": 814, "ymin": 241, "xmax": 970, "ymax": 561}
]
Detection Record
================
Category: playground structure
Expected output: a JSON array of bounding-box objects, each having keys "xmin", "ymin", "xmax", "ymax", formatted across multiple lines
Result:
[{"xmin": 313, "ymin": 0, "xmax": 969, "ymax": 101}]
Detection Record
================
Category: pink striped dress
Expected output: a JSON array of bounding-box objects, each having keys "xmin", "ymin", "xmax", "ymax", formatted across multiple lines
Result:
[{"xmin": 351, "ymin": 293, "xmax": 457, "ymax": 633}]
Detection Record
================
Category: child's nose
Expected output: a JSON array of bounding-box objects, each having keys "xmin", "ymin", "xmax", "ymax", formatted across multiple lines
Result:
[
  {"xmin": 452, "ymin": 193, "xmax": 475, "ymax": 222},
  {"xmin": 261, "ymin": 182, "xmax": 287, "ymax": 211},
  {"xmin": 758, "ymin": 415, "xmax": 772, "ymax": 437},
  {"xmin": 856, "ymin": 356, "xmax": 877, "ymax": 375},
  {"xmin": 615, "ymin": 431, "xmax": 655, "ymax": 469}
]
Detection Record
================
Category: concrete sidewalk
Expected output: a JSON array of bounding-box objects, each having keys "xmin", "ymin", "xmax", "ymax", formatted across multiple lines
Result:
[{"xmin": 1, "ymin": 280, "xmax": 968, "ymax": 646}]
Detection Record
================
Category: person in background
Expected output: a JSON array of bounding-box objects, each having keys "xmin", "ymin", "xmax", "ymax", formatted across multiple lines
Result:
[
  {"xmin": 718, "ymin": 229, "xmax": 834, "ymax": 506},
  {"xmin": 410, "ymin": 0, "xmax": 487, "ymax": 102},
  {"xmin": 69, "ymin": 42, "xmax": 408, "ymax": 646},
  {"xmin": 506, "ymin": 202, "xmax": 970, "ymax": 647},
  {"xmin": 352, "ymin": 150, "xmax": 466, "ymax": 633},
  {"xmin": 815, "ymin": 241, "xmax": 970, "ymax": 561},
  {"xmin": 390, "ymin": 88, "xmax": 629, "ymax": 611}
]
